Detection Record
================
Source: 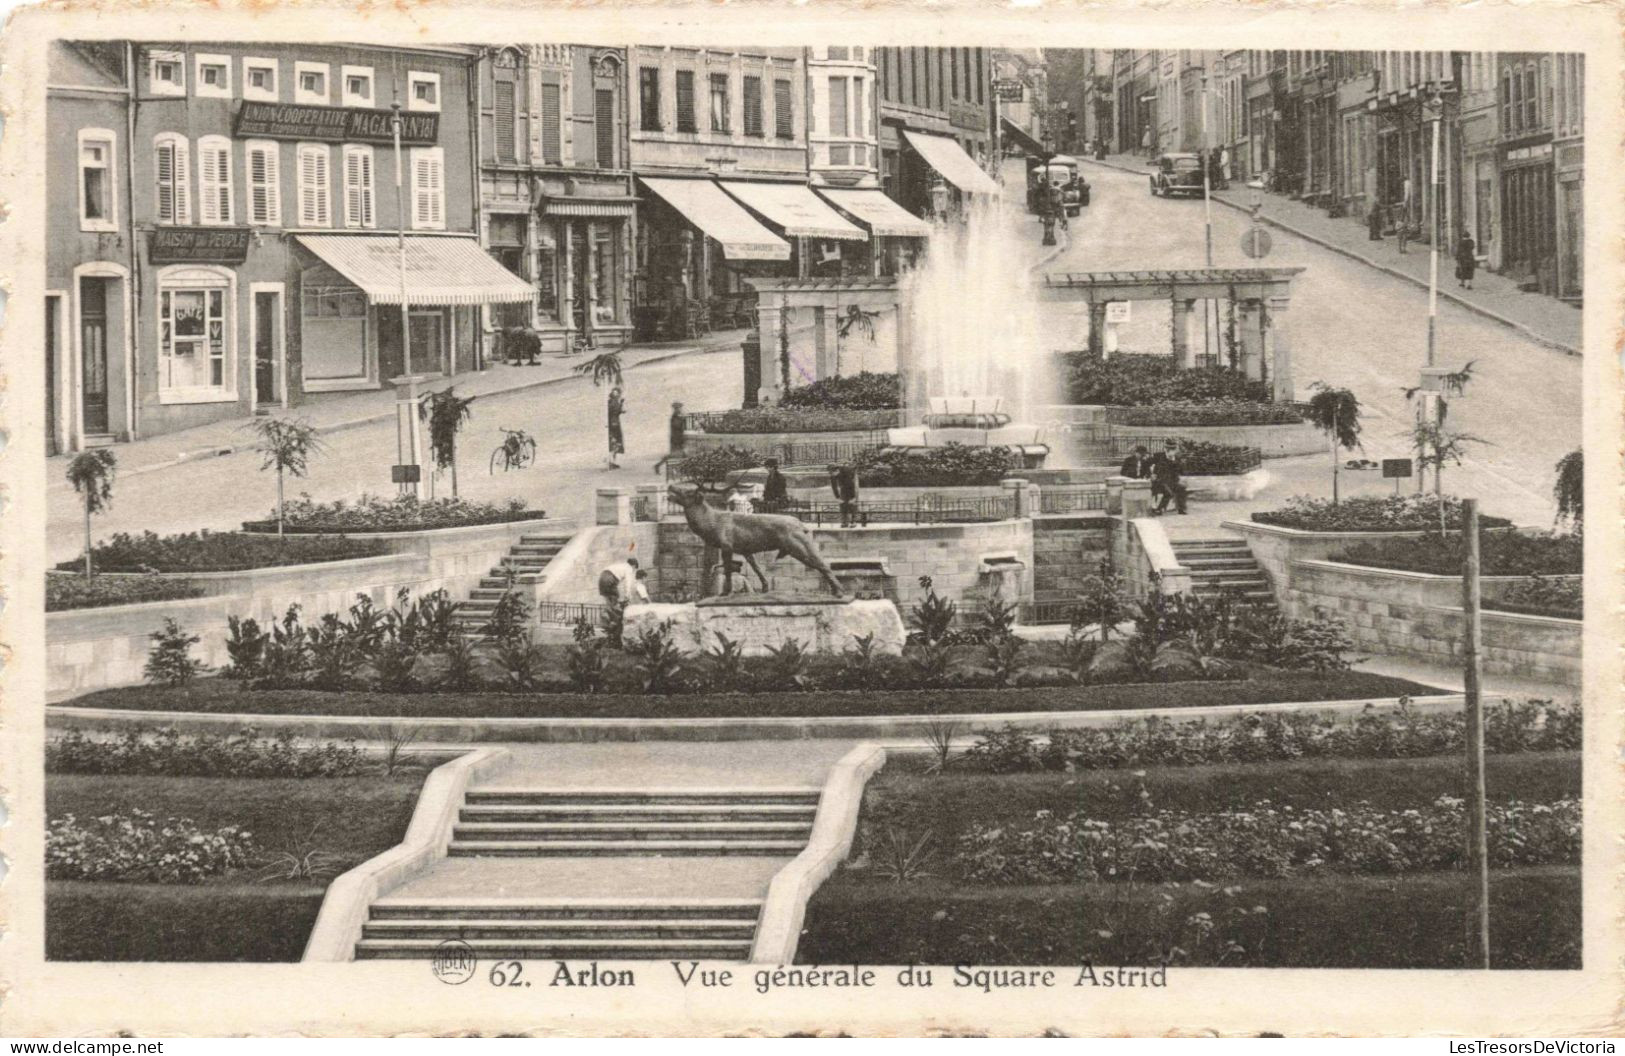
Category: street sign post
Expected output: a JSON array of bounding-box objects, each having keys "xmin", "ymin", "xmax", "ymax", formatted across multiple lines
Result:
[
  {"xmin": 1240, "ymin": 227, "xmax": 1273, "ymax": 259},
  {"xmin": 1105, "ymin": 302, "xmax": 1132, "ymax": 324},
  {"xmin": 1382, "ymin": 457, "xmax": 1413, "ymax": 495}
]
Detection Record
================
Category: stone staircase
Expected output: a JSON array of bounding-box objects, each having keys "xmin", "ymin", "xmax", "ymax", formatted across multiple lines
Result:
[
  {"xmin": 1169, "ymin": 537, "xmax": 1277, "ymax": 611},
  {"xmin": 354, "ymin": 899, "xmax": 762, "ymax": 961},
  {"xmin": 450, "ymin": 532, "xmax": 572, "ymax": 641},
  {"xmin": 447, "ymin": 788, "xmax": 821, "ymax": 857}
]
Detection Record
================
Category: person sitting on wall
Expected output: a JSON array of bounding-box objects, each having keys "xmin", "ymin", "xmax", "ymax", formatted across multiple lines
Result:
[
  {"xmin": 1148, "ymin": 441, "xmax": 1189, "ymax": 516},
  {"xmin": 1120, "ymin": 444, "xmax": 1152, "ymax": 480},
  {"xmin": 827, "ymin": 462, "xmax": 861, "ymax": 528}
]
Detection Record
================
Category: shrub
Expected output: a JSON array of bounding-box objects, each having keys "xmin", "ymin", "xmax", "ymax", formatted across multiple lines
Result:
[
  {"xmin": 1487, "ymin": 576, "xmax": 1583, "ymax": 620},
  {"xmin": 778, "ymin": 371, "xmax": 901, "ymax": 410},
  {"xmin": 48, "ymin": 810, "xmax": 258, "ymax": 884},
  {"xmin": 841, "ymin": 632, "xmax": 887, "ymax": 690},
  {"xmin": 1252, "ymin": 494, "xmax": 1513, "ymax": 533},
  {"xmin": 306, "ymin": 613, "xmax": 364, "ymax": 691},
  {"xmin": 47, "ymin": 726, "xmax": 367, "ymax": 778},
  {"xmin": 703, "ymin": 632, "xmax": 746, "ymax": 692},
  {"xmin": 763, "ymin": 638, "xmax": 811, "ymax": 691},
  {"xmin": 955, "ymin": 795, "xmax": 1581, "ymax": 884},
  {"xmin": 565, "ymin": 618, "xmax": 607, "ymax": 694},
  {"xmin": 256, "ymin": 605, "xmax": 312, "ymax": 689},
  {"xmin": 481, "ymin": 590, "xmax": 532, "ymax": 648},
  {"xmin": 631, "ymin": 621, "xmax": 684, "ymax": 694},
  {"xmin": 144, "ymin": 619, "xmax": 204, "ymax": 687},
  {"xmin": 46, "ymin": 573, "xmax": 203, "ymax": 613},
  {"xmin": 252, "ymin": 493, "xmax": 540, "ymax": 533},
  {"xmin": 1111, "ymin": 401, "xmax": 1305, "ymax": 426},
  {"xmin": 223, "ymin": 616, "xmax": 268, "ymax": 680},
  {"xmin": 492, "ymin": 633, "xmax": 546, "ymax": 692},
  {"xmin": 674, "ymin": 445, "xmax": 766, "ymax": 486},
  {"xmin": 58, "ymin": 530, "xmax": 386, "ymax": 574},
  {"xmin": 1066, "ymin": 353, "xmax": 1273, "ymax": 407},
  {"xmin": 695, "ymin": 407, "xmax": 898, "ymax": 434},
  {"xmin": 851, "ymin": 444, "xmax": 1015, "ymax": 487},
  {"xmin": 1174, "ymin": 441, "xmax": 1261, "ymax": 475},
  {"xmin": 1332, "ymin": 531, "xmax": 1581, "ymax": 577},
  {"xmin": 439, "ymin": 634, "xmax": 484, "ymax": 692},
  {"xmin": 908, "ymin": 576, "xmax": 958, "ymax": 645}
]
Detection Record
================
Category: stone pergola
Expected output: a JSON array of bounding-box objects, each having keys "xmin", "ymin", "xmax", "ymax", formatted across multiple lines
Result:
[
  {"xmin": 746, "ymin": 277, "xmax": 903, "ymax": 406},
  {"xmin": 1039, "ymin": 267, "xmax": 1306, "ymax": 401}
]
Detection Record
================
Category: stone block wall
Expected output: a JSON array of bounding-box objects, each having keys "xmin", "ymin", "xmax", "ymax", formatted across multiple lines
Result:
[{"xmin": 1032, "ymin": 514, "xmax": 1114, "ymax": 602}]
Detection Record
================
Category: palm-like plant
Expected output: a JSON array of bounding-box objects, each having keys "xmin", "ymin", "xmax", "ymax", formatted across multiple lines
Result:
[
  {"xmin": 66, "ymin": 449, "xmax": 117, "ymax": 576},
  {"xmin": 1306, "ymin": 383, "xmax": 1362, "ymax": 506},
  {"xmin": 246, "ymin": 418, "xmax": 325, "ymax": 537},
  {"xmin": 419, "ymin": 387, "xmax": 476, "ymax": 499},
  {"xmin": 573, "ymin": 351, "xmax": 623, "ymax": 388},
  {"xmin": 1553, "ymin": 449, "xmax": 1583, "ymax": 531},
  {"xmin": 1407, "ymin": 420, "xmax": 1488, "ymax": 534}
]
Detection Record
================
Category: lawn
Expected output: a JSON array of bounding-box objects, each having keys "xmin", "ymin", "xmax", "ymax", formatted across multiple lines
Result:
[
  {"xmin": 62, "ymin": 669, "xmax": 1440, "ymax": 720},
  {"xmin": 46, "ymin": 772, "xmax": 423, "ymax": 961}
]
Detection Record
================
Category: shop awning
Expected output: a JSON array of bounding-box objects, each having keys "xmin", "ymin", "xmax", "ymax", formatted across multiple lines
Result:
[
  {"xmin": 902, "ymin": 130, "xmax": 1000, "ymax": 196},
  {"xmin": 543, "ymin": 196, "xmax": 639, "ymax": 218},
  {"xmin": 295, "ymin": 235, "xmax": 535, "ymax": 305},
  {"xmin": 638, "ymin": 177, "xmax": 790, "ymax": 260},
  {"xmin": 1000, "ymin": 116, "xmax": 1046, "ymax": 156},
  {"xmin": 719, "ymin": 180, "xmax": 867, "ymax": 241},
  {"xmin": 815, "ymin": 187, "xmax": 933, "ymax": 238}
]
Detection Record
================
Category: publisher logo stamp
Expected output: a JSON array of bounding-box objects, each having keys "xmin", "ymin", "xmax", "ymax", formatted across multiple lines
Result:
[{"xmin": 431, "ymin": 939, "xmax": 477, "ymax": 985}]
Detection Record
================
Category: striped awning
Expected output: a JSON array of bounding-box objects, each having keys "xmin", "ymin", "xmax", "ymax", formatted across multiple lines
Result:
[
  {"xmin": 719, "ymin": 180, "xmax": 867, "ymax": 241},
  {"xmin": 639, "ymin": 177, "xmax": 790, "ymax": 261},
  {"xmin": 902, "ymin": 130, "xmax": 1000, "ymax": 196},
  {"xmin": 815, "ymin": 188, "xmax": 932, "ymax": 238},
  {"xmin": 295, "ymin": 235, "xmax": 534, "ymax": 306},
  {"xmin": 543, "ymin": 197, "xmax": 639, "ymax": 218}
]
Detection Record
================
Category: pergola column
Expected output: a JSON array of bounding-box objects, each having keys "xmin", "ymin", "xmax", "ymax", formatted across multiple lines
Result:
[
  {"xmin": 1086, "ymin": 301, "xmax": 1108, "ymax": 357},
  {"xmin": 1266, "ymin": 295, "xmax": 1295, "ymax": 401},
  {"xmin": 1237, "ymin": 299, "xmax": 1265, "ymax": 381},
  {"xmin": 756, "ymin": 299, "xmax": 784, "ymax": 405},
  {"xmin": 896, "ymin": 295, "xmax": 923, "ymax": 426},
  {"xmin": 814, "ymin": 306, "xmax": 840, "ymax": 378},
  {"xmin": 1171, "ymin": 298, "xmax": 1196, "ymax": 367}
]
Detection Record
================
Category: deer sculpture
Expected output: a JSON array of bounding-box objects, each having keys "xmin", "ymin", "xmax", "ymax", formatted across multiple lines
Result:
[{"xmin": 666, "ymin": 484, "xmax": 846, "ymax": 597}]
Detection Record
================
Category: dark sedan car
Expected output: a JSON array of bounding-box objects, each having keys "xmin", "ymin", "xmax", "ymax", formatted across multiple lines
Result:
[{"xmin": 1150, "ymin": 153, "xmax": 1207, "ymax": 198}]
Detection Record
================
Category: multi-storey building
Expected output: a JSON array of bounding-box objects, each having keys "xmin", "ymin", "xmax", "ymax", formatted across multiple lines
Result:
[
  {"xmin": 476, "ymin": 45, "xmax": 636, "ymax": 354},
  {"xmin": 875, "ymin": 46, "xmax": 998, "ymax": 220},
  {"xmin": 1112, "ymin": 49, "xmax": 1160, "ymax": 155}
]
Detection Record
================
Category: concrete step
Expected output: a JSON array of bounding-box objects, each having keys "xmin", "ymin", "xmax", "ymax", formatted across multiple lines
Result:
[
  {"xmin": 519, "ymin": 535, "xmax": 574, "ymax": 546},
  {"xmin": 452, "ymin": 821, "xmax": 814, "ymax": 841},
  {"xmin": 1177, "ymin": 556, "xmax": 1257, "ymax": 570},
  {"xmin": 369, "ymin": 900, "xmax": 763, "ymax": 922},
  {"xmin": 459, "ymin": 804, "xmax": 818, "ymax": 823},
  {"xmin": 465, "ymin": 789, "xmax": 823, "ymax": 807},
  {"xmin": 361, "ymin": 919, "xmax": 758, "ymax": 941},
  {"xmin": 354, "ymin": 938, "xmax": 753, "ymax": 960},
  {"xmin": 447, "ymin": 839, "xmax": 807, "ymax": 857}
]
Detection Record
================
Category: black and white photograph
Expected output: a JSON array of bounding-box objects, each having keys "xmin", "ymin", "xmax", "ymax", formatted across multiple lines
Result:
[{"xmin": 5, "ymin": 3, "xmax": 1621, "ymax": 1038}]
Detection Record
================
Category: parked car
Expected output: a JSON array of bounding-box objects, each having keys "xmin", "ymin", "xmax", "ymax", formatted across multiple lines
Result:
[{"xmin": 1149, "ymin": 153, "xmax": 1207, "ymax": 198}]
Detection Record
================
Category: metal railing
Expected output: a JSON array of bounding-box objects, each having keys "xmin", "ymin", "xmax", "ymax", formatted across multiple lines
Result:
[
  {"xmin": 1020, "ymin": 597, "xmax": 1080, "ymax": 626},
  {"xmin": 1037, "ymin": 486, "xmax": 1109, "ymax": 514},
  {"xmin": 756, "ymin": 495, "xmax": 1018, "ymax": 526},
  {"xmin": 665, "ymin": 436, "xmax": 884, "ymax": 482},
  {"xmin": 536, "ymin": 601, "xmax": 608, "ymax": 627},
  {"xmin": 680, "ymin": 409, "xmax": 901, "ymax": 434}
]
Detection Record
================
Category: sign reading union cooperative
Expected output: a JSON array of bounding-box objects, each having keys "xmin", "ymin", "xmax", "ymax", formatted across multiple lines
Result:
[{"xmin": 232, "ymin": 101, "xmax": 440, "ymax": 146}]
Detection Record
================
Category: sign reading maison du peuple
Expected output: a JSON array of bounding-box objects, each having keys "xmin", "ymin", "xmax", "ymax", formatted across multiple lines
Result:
[
  {"xmin": 232, "ymin": 101, "xmax": 440, "ymax": 146},
  {"xmin": 148, "ymin": 227, "xmax": 253, "ymax": 264}
]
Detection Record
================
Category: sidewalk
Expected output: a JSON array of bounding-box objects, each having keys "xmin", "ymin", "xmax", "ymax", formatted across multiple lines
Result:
[
  {"xmin": 1084, "ymin": 153, "xmax": 1581, "ymax": 356},
  {"xmin": 50, "ymin": 330, "xmax": 749, "ymax": 488}
]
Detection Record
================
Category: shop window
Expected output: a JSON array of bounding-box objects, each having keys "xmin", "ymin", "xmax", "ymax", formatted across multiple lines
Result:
[
  {"xmin": 592, "ymin": 223, "xmax": 622, "ymax": 325},
  {"xmin": 342, "ymin": 145, "xmax": 376, "ymax": 229},
  {"xmin": 409, "ymin": 71, "xmax": 441, "ymax": 113},
  {"xmin": 295, "ymin": 62, "xmax": 329, "ymax": 105},
  {"xmin": 159, "ymin": 269, "xmax": 234, "ymax": 400},
  {"xmin": 488, "ymin": 215, "xmax": 530, "ymax": 329},
  {"xmin": 536, "ymin": 226, "xmax": 560, "ymax": 321},
  {"xmin": 301, "ymin": 278, "xmax": 368, "ymax": 385},
  {"xmin": 774, "ymin": 78, "xmax": 794, "ymax": 140},
  {"xmin": 410, "ymin": 147, "xmax": 446, "ymax": 230},
  {"xmin": 154, "ymin": 133, "xmax": 191, "ymax": 225},
  {"xmin": 709, "ymin": 73, "xmax": 730, "ymax": 133},
  {"xmin": 149, "ymin": 50, "xmax": 184, "ymax": 96},
  {"xmin": 78, "ymin": 130, "xmax": 116, "ymax": 232},
  {"xmin": 639, "ymin": 67, "xmax": 662, "ymax": 131},
  {"xmin": 743, "ymin": 76, "xmax": 763, "ymax": 138},
  {"xmin": 297, "ymin": 143, "xmax": 332, "ymax": 227},
  {"xmin": 244, "ymin": 58, "xmax": 278, "ymax": 102},
  {"xmin": 246, "ymin": 141, "xmax": 281, "ymax": 227},
  {"xmin": 676, "ymin": 70, "xmax": 697, "ymax": 132},
  {"xmin": 197, "ymin": 135, "xmax": 234, "ymax": 226},
  {"xmin": 195, "ymin": 54, "xmax": 230, "ymax": 98},
  {"xmin": 342, "ymin": 66, "xmax": 375, "ymax": 107}
]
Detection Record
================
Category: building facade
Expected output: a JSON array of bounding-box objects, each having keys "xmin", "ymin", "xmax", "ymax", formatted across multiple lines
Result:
[{"xmin": 875, "ymin": 46, "xmax": 998, "ymax": 220}]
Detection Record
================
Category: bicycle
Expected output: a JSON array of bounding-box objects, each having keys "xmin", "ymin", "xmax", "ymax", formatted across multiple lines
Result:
[{"xmin": 490, "ymin": 427, "xmax": 537, "ymax": 474}]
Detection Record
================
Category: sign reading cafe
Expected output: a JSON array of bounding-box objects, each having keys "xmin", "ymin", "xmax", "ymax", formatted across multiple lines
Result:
[{"xmin": 232, "ymin": 101, "xmax": 440, "ymax": 146}]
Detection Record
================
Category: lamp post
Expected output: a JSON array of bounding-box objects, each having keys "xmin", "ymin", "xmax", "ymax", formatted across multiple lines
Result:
[
  {"xmin": 1200, "ymin": 71, "xmax": 1214, "ymax": 268},
  {"xmin": 1423, "ymin": 86, "xmax": 1445, "ymax": 368},
  {"xmin": 392, "ymin": 99, "xmax": 412, "ymax": 377},
  {"xmin": 388, "ymin": 97, "xmax": 425, "ymax": 500}
]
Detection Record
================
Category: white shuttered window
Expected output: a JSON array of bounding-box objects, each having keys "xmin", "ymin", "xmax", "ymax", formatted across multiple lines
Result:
[
  {"xmin": 297, "ymin": 143, "xmax": 332, "ymax": 227},
  {"xmin": 198, "ymin": 136, "xmax": 233, "ymax": 225},
  {"xmin": 342, "ymin": 144, "xmax": 376, "ymax": 229},
  {"xmin": 155, "ymin": 134, "xmax": 191, "ymax": 224},
  {"xmin": 246, "ymin": 141, "xmax": 281, "ymax": 226},
  {"xmin": 410, "ymin": 147, "xmax": 445, "ymax": 230}
]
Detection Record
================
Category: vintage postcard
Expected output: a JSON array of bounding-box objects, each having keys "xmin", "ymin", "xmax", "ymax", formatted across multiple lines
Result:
[{"xmin": 0, "ymin": 0, "xmax": 1620, "ymax": 1038}]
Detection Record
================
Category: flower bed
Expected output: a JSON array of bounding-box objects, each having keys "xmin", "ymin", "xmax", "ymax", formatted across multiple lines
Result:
[
  {"xmin": 777, "ymin": 371, "xmax": 900, "ymax": 410},
  {"xmin": 688, "ymin": 406, "xmax": 898, "ymax": 434},
  {"xmin": 242, "ymin": 494, "xmax": 545, "ymax": 534},
  {"xmin": 1173, "ymin": 440, "xmax": 1262, "ymax": 475},
  {"xmin": 1332, "ymin": 531, "xmax": 1580, "ymax": 577},
  {"xmin": 1066, "ymin": 354, "xmax": 1273, "ymax": 406},
  {"xmin": 57, "ymin": 531, "xmax": 388, "ymax": 574},
  {"xmin": 1252, "ymin": 495, "xmax": 1513, "ymax": 533},
  {"xmin": 48, "ymin": 726, "xmax": 367, "ymax": 778},
  {"xmin": 1110, "ymin": 401, "xmax": 1305, "ymax": 426},
  {"xmin": 46, "ymin": 572, "xmax": 204, "ymax": 613},
  {"xmin": 673, "ymin": 445, "xmax": 766, "ymax": 484},
  {"xmin": 852, "ymin": 444, "xmax": 1017, "ymax": 487},
  {"xmin": 1487, "ymin": 576, "xmax": 1583, "ymax": 620},
  {"xmin": 47, "ymin": 810, "xmax": 257, "ymax": 884}
]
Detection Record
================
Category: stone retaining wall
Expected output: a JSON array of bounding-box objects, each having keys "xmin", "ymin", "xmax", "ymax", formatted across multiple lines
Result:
[
  {"xmin": 1032, "ymin": 514, "xmax": 1113, "ymax": 600},
  {"xmin": 1109, "ymin": 419, "xmax": 1324, "ymax": 458}
]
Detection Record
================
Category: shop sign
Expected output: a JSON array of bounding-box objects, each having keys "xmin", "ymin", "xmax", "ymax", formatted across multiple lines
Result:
[
  {"xmin": 148, "ymin": 227, "xmax": 253, "ymax": 265},
  {"xmin": 993, "ymin": 79, "xmax": 1025, "ymax": 102},
  {"xmin": 232, "ymin": 101, "xmax": 440, "ymax": 145},
  {"xmin": 1503, "ymin": 141, "xmax": 1553, "ymax": 164},
  {"xmin": 949, "ymin": 100, "xmax": 986, "ymax": 131}
]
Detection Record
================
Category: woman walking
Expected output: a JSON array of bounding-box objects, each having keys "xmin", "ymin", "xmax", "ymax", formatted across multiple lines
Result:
[
  {"xmin": 605, "ymin": 385, "xmax": 626, "ymax": 469},
  {"xmin": 1455, "ymin": 229, "xmax": 1478, "ymax": 290}
]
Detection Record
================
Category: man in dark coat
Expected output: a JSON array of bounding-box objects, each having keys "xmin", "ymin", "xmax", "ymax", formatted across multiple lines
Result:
[
  {"xmin": 1455, "ymin": 230, "xmax": 1478, "ymax": 290},
  {"xmin": 827, "ymin": 462, "xmax": 860, "ymax": 527},
  {"xmin": 1149, "ymin": 441, "xmax": 1188, "ymax": 515},
  {"xmin": 760, "ymin": 457, "xmax": 789, "ymax": 511},
  {"xmin": 1119, "ymin": 445, "xmax": 1152, "ymax": 480}
]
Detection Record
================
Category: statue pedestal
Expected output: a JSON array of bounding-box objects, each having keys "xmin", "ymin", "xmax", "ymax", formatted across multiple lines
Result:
[{"xmin": 624, "ymin": 596, "xmax": 906, "ymax": 657}]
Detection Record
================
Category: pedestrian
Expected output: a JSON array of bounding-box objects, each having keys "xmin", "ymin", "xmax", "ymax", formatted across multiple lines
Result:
[
  {"xmin": 761, "ymin": 457, "xmax": 789, "ymax": 511},
  {"xmin": 1367, "ymin": 203, "xmax": 1384, "ymax": 242},
  {"xmin": 630, "ymin": 568, "xmax": 652, "ymax": 604},
  {"xmin": 1149, "ymin": 441, "xmax": 1188, "ymax": 515},
  {"xmin": 1219, "ymin": 146, "xmax": 1232, "ymax": 189},
  {"xmin": 605, "ymin": 385, "xmax": 625, "ymax": 469},
  {"xmin": 727, "ymin": 483, "xmax": 756, "ymax": 515},
  {"xmin": 1455, "ymin": 229, "xmax": 1478, "ymax": 290},
  {"xmin": 1141, "ymin": 126, "xmax": 1153, "ymax": 157},
  {"xmin": 1049, "ymin": 182, "xmax": 1069, "ymax": 231},
  {"xmin": 1119, "ymin": 444, "xmax": 1152, "ymax": 480},
  {"xmin": 598, "ymin": 555, "xmax": 639, "ymax": 605},
  {"xmin": 1207, "ymin": 149, "xmax": 1222, "ymax": 191},
  {"xmin": 1397, "ymin": 178, "xmax": 1413, "ymax": 254},
  {"xmin": 827, "ymin": 462, "xmax": 860, "ymax": 528}
]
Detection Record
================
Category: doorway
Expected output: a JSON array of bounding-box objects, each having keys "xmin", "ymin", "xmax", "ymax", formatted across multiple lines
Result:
[
  {"xmin": 79, "ymin": 277, "xmax": 110, "ymax": 435},
  {"xmin": 409, "ymin": 310, "xmax": 446, "ymax": 375},
  {"xmin": 46, "ymin": 294, "xmax": 62, "ymax": 455},
  {"xmin": 253, "ymin": 288, "xmax": 283, "ymax": 408}
]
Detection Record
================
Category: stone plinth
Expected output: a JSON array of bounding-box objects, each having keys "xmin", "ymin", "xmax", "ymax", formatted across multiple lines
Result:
[{"xmin": 623, "ymin": 596, "xmax": 906, "ymax": 657}]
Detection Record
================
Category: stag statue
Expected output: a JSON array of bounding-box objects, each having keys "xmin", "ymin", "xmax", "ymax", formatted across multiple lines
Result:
[{"xmin": 666, "ymin": 484, "xmax": 845, "ymax": 597}]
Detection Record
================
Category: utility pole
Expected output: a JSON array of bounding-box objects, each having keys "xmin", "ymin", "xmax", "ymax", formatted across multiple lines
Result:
[
  {"xmin": 1200, "ymin": 70, "xmax": 1214, "ymax": 268},
  {"xmin": 1425, "ymin": 86, "xmax": 1443, "ymax": 367},
  {"xmin": 1462, "ymin": 496, "xmax": 1491, "ymax": 969}
]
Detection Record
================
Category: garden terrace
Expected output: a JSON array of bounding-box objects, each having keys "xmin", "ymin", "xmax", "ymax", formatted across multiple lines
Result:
[
  {"xmin": 680, "ymin": 408, "xmax": 902, "ymax": 435},
  {"xmin": 756, "ymin": 496, "xmax": 1019, "ymax": 526},
  {"xmin": 1331, "ymin": 531, "xmax": 1581, "ymax": 578},
  {"xmin": 1251, "ymin": 495, "xmax": 1515, "ymax": 533},
  {"xmin": 241, "ymin": 495, "xmax": 549, "ymax": 534},
  {"xmin": 47, "ymin": 573, "xmax": 204, "ymax": 613},
  {"xmin": 58, "ymin": 532, "xmax": 388, "ymax": 575}
]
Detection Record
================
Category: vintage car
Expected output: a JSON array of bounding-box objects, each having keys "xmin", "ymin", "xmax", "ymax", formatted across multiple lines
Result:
[
  {"xmin": 1028, "ymin": 156, "xmax": 1090, "ymax": 216},
  {"xmin": 1149, "ymin": 153, "xmax": 1207, "ymax": 198}
]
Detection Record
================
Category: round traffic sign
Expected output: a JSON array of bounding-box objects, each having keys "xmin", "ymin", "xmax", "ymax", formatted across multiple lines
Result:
[{"xmin": 1240, "ymin": 226, "xmax": 1273, "ymax": 259}]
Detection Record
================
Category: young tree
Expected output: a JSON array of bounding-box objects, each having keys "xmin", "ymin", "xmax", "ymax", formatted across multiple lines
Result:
[
  {"xmin": 66, "ymin": 449, "xmax": 117, "ymax": 576},
  {"xmin": 573, "ymin": 350, "xmax": 624, "ymax": 388},
  {"xmin": 1553, "ymin": 449, "xmax": 1583, "ymax": 531},
  {"xmin": 1406, "ymin": 420, "xmax": 1488, "ymax": 534},
  {"xmin": 1306, "ymin": 383, "xmax": 1362, "ymax": 505},
  {"xmin": 247, "ymin": 417, "xmax": 325, "ymax": 537},
  {"xmin": 419, "ymin": 387, "xmax": 476, "ymax": 499}
]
